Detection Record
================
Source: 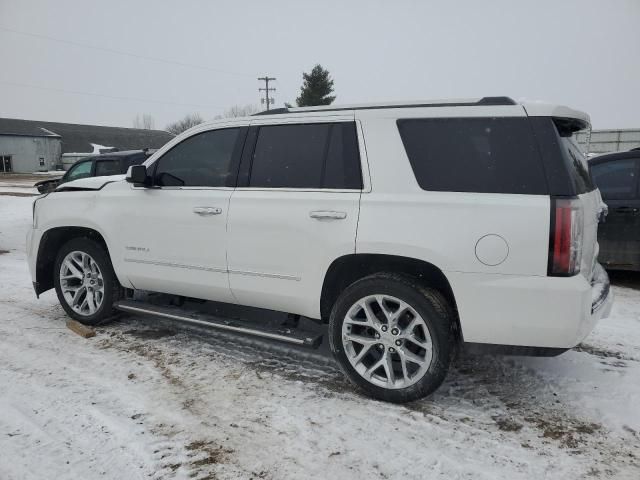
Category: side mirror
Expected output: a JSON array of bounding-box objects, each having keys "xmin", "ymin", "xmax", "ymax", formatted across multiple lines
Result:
[{"xmin": 126, "ymin": 165, "xmax": 150, "ymax": 186}]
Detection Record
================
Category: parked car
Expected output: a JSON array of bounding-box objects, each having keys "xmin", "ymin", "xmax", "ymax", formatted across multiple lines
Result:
[
  {"xmin": 34, "ymin": 150, "xmax": 153, "ymax": 193},
  {"xmin": 27, "ymin": 97, "xmax": 612, "ymax": 403},
  {"xmin": 589, "ymin": 149, "xmax": 640, "ymax": 271}
]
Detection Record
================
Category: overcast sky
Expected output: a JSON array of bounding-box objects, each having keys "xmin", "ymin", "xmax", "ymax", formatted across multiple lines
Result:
[{"xmin": 0, "ymin": 0, "xmax": 638, "ymax": 130}]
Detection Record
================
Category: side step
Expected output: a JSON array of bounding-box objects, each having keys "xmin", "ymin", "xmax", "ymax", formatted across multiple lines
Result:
[{"xmin": 113, "ymin": 300, "xmax": 323, "ymax": 348}]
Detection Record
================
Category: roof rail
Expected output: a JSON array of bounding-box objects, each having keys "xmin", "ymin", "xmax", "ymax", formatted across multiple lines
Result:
[{"xmin": 253, "ymin": 96, "xmax": 516, "ymax": 116}]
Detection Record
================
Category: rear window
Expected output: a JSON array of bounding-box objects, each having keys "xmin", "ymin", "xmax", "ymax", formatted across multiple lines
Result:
[
  {"xmin": 554, "ymin": 121, "xmax": 595, "ymax": 195},
  {"xmin": 397, "ymin": 117, "xmax": 548, "ymax": 194}
]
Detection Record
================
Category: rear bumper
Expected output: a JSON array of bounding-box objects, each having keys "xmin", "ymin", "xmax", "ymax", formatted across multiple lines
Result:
[{"xmin": 447, "ymin": 264, "xmax": 613, "ymax": 350}]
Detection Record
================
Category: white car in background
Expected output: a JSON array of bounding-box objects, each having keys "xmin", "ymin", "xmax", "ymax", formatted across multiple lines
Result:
[{"xmin": 27, "ymin": 97, "xmax": 612, "ymax": 402}]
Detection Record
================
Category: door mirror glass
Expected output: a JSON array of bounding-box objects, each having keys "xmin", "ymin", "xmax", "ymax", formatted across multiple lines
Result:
[{"xmin": 126, "ymin": 164, "xmax": 149, "ymax": 185}]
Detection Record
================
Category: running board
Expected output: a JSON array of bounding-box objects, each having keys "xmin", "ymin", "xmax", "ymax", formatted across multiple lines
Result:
[{"xmin": 113, "ymin": 300, "xmax": 322, "ymax": 348}]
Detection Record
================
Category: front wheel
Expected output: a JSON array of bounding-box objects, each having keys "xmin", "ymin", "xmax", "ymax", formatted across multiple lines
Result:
[
  {"xmin": 54, "ymin": 237, "xmax": 121, "ymax": 325},
  {"xmin": 329, "ymin": 273, "xmax": 455, "ymax": 403}
]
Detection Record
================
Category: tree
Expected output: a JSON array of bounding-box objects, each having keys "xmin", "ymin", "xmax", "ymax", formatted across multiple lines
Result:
[
  {"xmin": 133, "ymin": 113, "xmax": 155, "ymax": 129},
  {"xmin": 214, "ymin": 104, "xmax": 259, "ymax": 119},
  {"xmin": 165, "ymin": 113, "xmax": 204, "ymax": 135},
  {"xmin": 296, "ymin": 64, "xmax": 336, "ymax": 107}
]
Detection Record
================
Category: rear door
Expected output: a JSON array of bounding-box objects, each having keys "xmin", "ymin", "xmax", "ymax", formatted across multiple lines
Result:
[
  {"xmin": 591, "ymin": 157, "xmax": 640, "ymax": 269},
  {"xmin": 226, "ymin": 116, "xmax": 364, "ymax": 318}
]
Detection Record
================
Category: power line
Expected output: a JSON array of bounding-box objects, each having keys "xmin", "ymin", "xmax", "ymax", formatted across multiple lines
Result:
[
  {"xmin": 0, "ymin": 26, "xmax": 255, "ymax": 78},
  {"xmin": 258, "ymin": 76, "xmax": 276, "ymax": 110},
  {"xmin": 0, "ymin": 80, "xmax": 225, "ymax": 110}
]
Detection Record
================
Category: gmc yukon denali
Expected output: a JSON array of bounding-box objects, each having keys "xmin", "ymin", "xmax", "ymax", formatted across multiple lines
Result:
[{"xmin": 27, "ymin": 97, "xmax": 613, "ymax": 402}]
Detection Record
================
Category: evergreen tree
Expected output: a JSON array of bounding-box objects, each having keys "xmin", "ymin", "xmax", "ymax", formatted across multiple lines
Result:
[{"xmin": 296, "ymin": 64, "xmax": 336, "ymax": 107}]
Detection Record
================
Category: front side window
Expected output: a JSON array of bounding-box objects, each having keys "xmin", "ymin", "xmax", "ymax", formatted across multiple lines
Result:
[
  {"xmin": 249, "ymin": 122, "xmax": 362, "ymax": 189},
  {"xmin": 153, "ymin": 128, "xmax": 239, "ymax": 187},
  {"xmin": 65, "ymin": 161, "xmax": 92, "ymax": 181},
  {"xmin": 591, "ymin": 159, "xmax": 638, "ymax": 200},
  {"xmin": 397, "ymin": 117, "xmax": 548, "ymax": 194},
  {"xmin": 95, "ymin": 159, "xmax": 120, "ymax": 176}
]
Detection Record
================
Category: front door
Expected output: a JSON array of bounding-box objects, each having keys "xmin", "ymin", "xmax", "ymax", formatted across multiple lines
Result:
[
  {"xmin": 227, "ymin": 119, "xmax": 363, "ymax": 318},
  {"xmin": 591, "ymin": 156, "xmax": 640, "ymax": 269},
  {"xmin": 116, "ymin": 127, "xmax": 245, "ymax": 302}
]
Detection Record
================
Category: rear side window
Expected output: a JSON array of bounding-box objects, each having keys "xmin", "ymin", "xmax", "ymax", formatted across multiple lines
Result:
[
  {"xmin": 397, "ymin": 117, "xmax": 548, "ymax": 194},
  {"xmin": 153, "ymin": 128, "xmax": 239, "ymax": 187},
  {"xmin": 95, "ymin": 159, "xmax": 120, "ymax": 176},
  {"xmin": 591, "ymin": 159, "xmax": 638, "ymax": 200},
  {"xmin": 249, "ymin": 122, "xmax": 362, "ymax": 189}
]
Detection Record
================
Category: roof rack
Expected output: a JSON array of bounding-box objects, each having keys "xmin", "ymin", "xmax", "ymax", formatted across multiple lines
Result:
[{"xmin": 253, "ymin": 96, "xmax": 516, "ymax": 116}]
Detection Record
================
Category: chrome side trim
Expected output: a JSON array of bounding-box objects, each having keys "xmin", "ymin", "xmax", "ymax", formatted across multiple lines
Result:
[
  {"xmin": 227, "ymin": 269, "xmax": 301, "ymax": 281},
  {"xmin": 115, "ymin": 304, "xmax": 306, "ymax": 345},
  {"xmin": 124, "ymin": 258, "xmax": 300, "ymax": 281},
  {"xmin": 124, "ymin": 258, "xmax": 226, "ymax": 273}
]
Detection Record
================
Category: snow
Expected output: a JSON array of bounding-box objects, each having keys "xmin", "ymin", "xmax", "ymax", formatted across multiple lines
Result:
[{"xmin": 1, "ymin": 193, "xmax": 639, "ymax": 479}]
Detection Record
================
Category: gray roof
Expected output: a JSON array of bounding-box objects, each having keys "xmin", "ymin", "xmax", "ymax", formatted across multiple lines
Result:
[{"xmin": 0, "ymin": 117, "xmax": 174, "ymax": 153}]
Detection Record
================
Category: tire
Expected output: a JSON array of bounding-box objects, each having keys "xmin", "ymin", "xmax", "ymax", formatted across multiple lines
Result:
[
  {"xmin": 54, "ymin": 237, "xmax": 122, "ymax": 326},
  {"xmin": 329, "ymin": 273, "xmax": 454, "ymax": 403}
]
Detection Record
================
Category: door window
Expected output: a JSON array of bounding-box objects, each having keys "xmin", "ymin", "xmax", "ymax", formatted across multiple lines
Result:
[
  {"xmin": 65, "ymin": 161, "xmax": 92, "ymax": 181},
  {"xmin": 153, "ymin": 128, "xmax": 239, "ymax": 187},
  {"xmin": 95, "ymin": 159, "xmax": 121, "ymax": 176},
  {"xmin": 591, "ymin": 159, "xmax": 638, "ymax": 200},
  {"xmin": 249, "ymin": 122, "xmax": 362, "ymax": 189}
]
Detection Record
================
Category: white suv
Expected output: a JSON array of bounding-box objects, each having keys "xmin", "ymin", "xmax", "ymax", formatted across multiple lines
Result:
[{"xmin": 27, "ymin": 97, "xmax": 613, "ymax": 402}]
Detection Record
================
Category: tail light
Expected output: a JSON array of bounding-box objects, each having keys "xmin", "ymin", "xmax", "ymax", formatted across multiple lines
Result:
[{"xmin": 548, "ymin": 197, "xmax": 583, "ymax": 276}]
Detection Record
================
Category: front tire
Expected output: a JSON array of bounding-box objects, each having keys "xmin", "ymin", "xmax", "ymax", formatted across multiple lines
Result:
[
  {"xmin": 329, "ymin": 273, "xmax": 454, "ymax": 403},
  {"xmin": 54, "ymin": 237, "xmax": 121, "ymax": 325}
]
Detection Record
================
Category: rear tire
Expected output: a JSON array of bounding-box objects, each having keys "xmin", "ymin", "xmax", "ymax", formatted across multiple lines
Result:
[
  {"xmin": 329, "ymin": 273, "xmax": 454, "ymax": 403},
  {"xmin": 54, "ymin": 237, "xmax": 122, "ymax": 326}
]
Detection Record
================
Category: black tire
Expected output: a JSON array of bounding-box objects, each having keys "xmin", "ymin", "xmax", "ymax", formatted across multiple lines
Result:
[
  {"xmin": 329, "ymin": 273, "xmax": 455, "ymax": 403},
  {"xmin": 54, "ymin": 237, "xmax": 122, "ymax": 326}
]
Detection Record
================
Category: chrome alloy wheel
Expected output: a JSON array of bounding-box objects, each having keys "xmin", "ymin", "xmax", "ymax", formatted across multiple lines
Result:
[
  {"xmin": 341, "ymin": 294, "xmax": 433, "ymax": 389},
  {"xmin": 59, "ymin": 251, "xmax": 105, "ymax": 316}
]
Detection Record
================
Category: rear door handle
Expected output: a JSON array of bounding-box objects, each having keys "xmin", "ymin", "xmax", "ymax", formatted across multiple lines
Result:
[
  {"xmin": 309, "ymin": 210, "xmax": 347, "ymax": 220},
  {"xmin": 193, "ymin": 207, "xmax": 222, "ymax": 216}
]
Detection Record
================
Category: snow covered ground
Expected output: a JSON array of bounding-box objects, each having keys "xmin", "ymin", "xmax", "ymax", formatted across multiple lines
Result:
[{"xmin": 1, "ymin": 193, "xmax": 639, "ymax": 479}]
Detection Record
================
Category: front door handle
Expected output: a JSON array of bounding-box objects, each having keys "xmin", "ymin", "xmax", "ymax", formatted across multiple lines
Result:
[
  {"xmin": 309, "ymin": 210, "xmax": 347, "ymax": 220},
  {"xmin": 193, "ymin": 206, "xmax": 222, "ymax": 216}
]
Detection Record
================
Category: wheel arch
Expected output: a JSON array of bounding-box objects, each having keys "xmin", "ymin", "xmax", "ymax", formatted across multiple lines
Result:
[
  {"xmin": 320, "ymin": 253, "xmax": 462, "ymax": 340},
  {"xmin": 35, "ymin": 226, "xmax": 112, "ymax": 296}
]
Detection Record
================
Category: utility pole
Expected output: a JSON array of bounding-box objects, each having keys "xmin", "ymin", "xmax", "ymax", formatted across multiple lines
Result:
[{"xmin": 258, "ymin": 76, "xmax": 276, "ymax": 110}]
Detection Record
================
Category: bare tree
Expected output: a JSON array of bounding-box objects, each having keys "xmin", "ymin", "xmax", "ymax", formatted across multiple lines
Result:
[
  {"xmin": 133, "ymin": 113, "xmax": 155, "ymax": 129},
  {"xmin": 165, "ymin": 113, "xmax": 204, "ymax": 135},
  {"xmin": 214, "ymin": 104, "xmax": 259, "ymax": 119}
]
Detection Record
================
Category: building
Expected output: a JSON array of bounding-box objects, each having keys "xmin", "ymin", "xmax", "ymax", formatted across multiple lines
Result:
[
  {"xmin": 576, "ymin": 128, "xmax": 640, "ymax": 155},
  {"xmin": 0, "ymin": 117, "xmax": 174, "ymax": 173}
]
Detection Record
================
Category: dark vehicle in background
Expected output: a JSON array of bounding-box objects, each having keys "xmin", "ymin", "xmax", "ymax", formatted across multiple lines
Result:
[
  {"xmin": 589, "ymin": 149, "xmax": 640, "ymax": 271},
  {"xmin": 34, "ymin": 150, "xmax": 154, "ymax": 193}
]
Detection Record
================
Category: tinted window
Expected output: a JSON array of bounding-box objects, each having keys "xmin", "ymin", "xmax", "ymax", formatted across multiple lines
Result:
[
  {"xmin": 95, "ymin": 159, "xmax": 121, "ymax": 176},
  {"xmin": 591, "ymin": 159, "xmax": 638, "ymax": 200},
  {"xmin": 154, "ymin": 128, "xmax": 239, "ymax": 187},
  {"xmin": 66, "ymin": 161, "xmax": 92, "ymax": 181},
  {"xmin": 397, "ymin": 117, "xmax": 548, "ymax": 194},
  {"xmin": 557, "ymin": 133, "xmax": 595, "ymax": 194},
  {"xmin": 249, "ymin": 122, "xmax": 362, "ymax": 189}
]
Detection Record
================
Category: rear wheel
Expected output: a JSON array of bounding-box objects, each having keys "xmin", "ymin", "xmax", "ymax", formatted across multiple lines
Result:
[
  {"xmin": 54, "ymin": 237, "xmax": 121, "ymax": 325},
  {"xmin": 329, "ymin": 273, "xmax": 454, "ymax": 403}
]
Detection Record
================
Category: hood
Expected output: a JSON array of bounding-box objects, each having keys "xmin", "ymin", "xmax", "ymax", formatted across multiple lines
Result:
[{"xmin": 56, "ymin": 174, "xmax": 126, "ymax": 192}]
